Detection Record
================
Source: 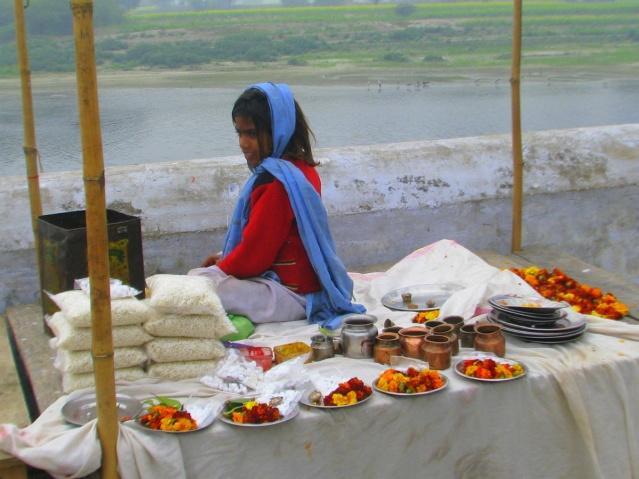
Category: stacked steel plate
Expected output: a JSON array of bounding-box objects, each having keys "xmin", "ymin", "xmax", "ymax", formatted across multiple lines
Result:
[{"xmin": 487, "ymin": 294, "xmax": 587, "ymax": 344}]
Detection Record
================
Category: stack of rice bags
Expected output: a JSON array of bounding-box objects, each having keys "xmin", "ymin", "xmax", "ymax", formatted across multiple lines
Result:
[
  {"xmin": 144, "ymin": 274, "xmax": 236, "ymax": 381},
  {"xmin": 47, "ymin": 290, "xmax": 152, "ymax": 393}
]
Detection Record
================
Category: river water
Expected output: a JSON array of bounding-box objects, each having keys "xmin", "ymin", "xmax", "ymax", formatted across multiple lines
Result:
[{"xmin": 1, "ymin": 79, "xmax": 638, "ymax": 177}]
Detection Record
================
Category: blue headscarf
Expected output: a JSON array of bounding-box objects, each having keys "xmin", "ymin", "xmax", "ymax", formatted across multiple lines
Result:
[{"xmin": 222, "ymin": 82, "xmax": 366, "ymax": 328}]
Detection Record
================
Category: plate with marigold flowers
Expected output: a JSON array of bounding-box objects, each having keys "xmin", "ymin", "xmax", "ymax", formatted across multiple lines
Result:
[
  {"xmin": 454, "ymin": 355, "xmax": 527, "ymax": 382},
  {"xmin": 219, "ymin": 397, "xmax": 298, "ymax": 427},
  {"xmin": 300, "ymin": 377, "xmax": 373, "ymax": 409},
  {"xmin": 136, "ymin": 396, "xmax": 217, "ymax": 434},
  {"xmin": 373, "ymin": 367, "xmax": 448, "ymax": 397}
]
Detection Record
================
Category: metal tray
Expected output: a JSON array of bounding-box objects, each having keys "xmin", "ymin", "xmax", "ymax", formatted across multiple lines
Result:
[
  {"xmin": 62, "ymin": 392, "xmax": 142, "ymax": 426},
  {"xmin": 488, "ymin": 294, "xmax": 569, "ymax": 315},
  {"xmin": 381, "ymin": 283, "xmax": 463, "ymax": 312}
]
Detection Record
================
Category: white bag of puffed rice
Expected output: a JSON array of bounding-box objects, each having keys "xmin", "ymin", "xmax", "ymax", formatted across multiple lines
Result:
[
  {"xmin": 48, "ymin": 313, "xmax": 152, "ymax": 351},
  {"xmin": 144, "ymin": 314, "xmax": 218, "ymax": 339},
  {"xmin": 54, "ymin": 347, "xmax": 148, "ymax": 374},
  {"xmin": 148, "ymin": 360, "xmax": 219, "ymax": 381},
  {"xmin": 146, "ymin": 274, "xmax": 225, "ymax": 316},
  {"xmin": 143, "ymin": 312, "xmax": 237, "ymax": 339},
  {"xmin": 48, "ymin": 290, "xmax": 152, "ymax": 327},
  {"xmin": 146, "ymin": 338, "xmax": 226, "ymax": 363},
  {"xmin": 62, "ymin": 367, "xmax": 147, "ymax": 393}
]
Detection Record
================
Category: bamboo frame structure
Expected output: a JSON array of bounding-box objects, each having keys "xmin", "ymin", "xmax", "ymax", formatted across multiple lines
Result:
[
  {"xmin": 12, "ymin": 0, "xmax": 43, "ymax": 281},
  {"xmin": 510, "ymin": 0, "xmax": 523, "ymax": 252},
  {"xmin": 70, "ymin": 1, "xmax": 119, "ymax": 477}
]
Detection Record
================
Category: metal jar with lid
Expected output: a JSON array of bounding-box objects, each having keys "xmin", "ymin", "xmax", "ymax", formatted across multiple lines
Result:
[
  {"xmin": 341, "ymin": 314, "xmax": 378, "ymax": 359},
  {"xmin": 310, "ymin": 334, "xmax": 335, "ymax": 362}
]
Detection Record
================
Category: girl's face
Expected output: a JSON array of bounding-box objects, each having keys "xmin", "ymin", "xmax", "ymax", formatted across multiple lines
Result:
[{"xmin": 233, "ymin": 115, "xmax": 272, "ymax": 170}]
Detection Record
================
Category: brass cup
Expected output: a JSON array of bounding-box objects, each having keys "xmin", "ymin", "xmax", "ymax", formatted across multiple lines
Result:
[
  {"xmin": 421, "ymin": 335, "xmax": 453, "ymax": 370},
  {"xmin": 398, "ymin": 326, "xmax": 428, "ymax": 359}
]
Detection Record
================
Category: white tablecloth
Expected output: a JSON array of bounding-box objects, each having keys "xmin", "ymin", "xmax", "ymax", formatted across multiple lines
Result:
[{"xmin": 2, "ymin": 240, "xmax": 638, "ymax": 479}]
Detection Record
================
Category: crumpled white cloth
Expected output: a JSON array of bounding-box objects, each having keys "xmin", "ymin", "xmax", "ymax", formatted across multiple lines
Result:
[
  {"xmin": 1, "ymin": 239, "xmax": 638, "ymax": 478},
  {"xmin": 0, "ymin": 379, "xmax": 226, "ymax": 479}
]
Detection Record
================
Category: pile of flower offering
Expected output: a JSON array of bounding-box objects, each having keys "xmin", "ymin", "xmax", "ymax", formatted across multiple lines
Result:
[
  {"xmin": 462, "ymin": 358, "xmax": 524, "ymax": 380},
  {"xmin": 412, "ymin": 310, "xmax": 440, "ymax": 324},
  {"xmin": 139, "ymin": 396, "xmax": 197, "ymax": 432},
  {"xmin": 225, "ymin": 400, "xmax": 281, "ymax": 425},
  {"xmin": 376, "ymin": 367, "xmax": 444, "ymax": 394},
  {"xmin": 322, "ymin": 377, "xmax": 372, "ymax": 406},
  {"xmin": 511, "ymin": 266, "xmax": 629, "ymax": 319}
]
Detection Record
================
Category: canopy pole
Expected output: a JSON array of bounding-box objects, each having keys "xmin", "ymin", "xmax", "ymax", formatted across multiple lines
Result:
[
  {"xmin": 70, "ymin": 1, "xmax": 119, "ymax": 477},
  {"xmin": 13, "ymin": 0, "xmax": 43, "ymax": 277},
  {"xmin": 510, "ymin": 0, "xmax": 523, "ymax": 253}
]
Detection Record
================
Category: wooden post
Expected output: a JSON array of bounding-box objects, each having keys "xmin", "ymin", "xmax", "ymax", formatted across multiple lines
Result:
[
  {"xmin": 69, "ymin": 1, "xmax": 119, "ymax": 478},
  {"xmin": 12, "ymin": 0, "xmax": 43, "ymax": 281},
  {"xmin": 510, "ymin": 0, "xmax": 523, "ymax": 253}
]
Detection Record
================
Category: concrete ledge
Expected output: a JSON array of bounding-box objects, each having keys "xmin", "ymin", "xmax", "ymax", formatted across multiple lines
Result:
[{"xmin": 1, "ymin": 124, "xmax": 638, "ymax": 312}]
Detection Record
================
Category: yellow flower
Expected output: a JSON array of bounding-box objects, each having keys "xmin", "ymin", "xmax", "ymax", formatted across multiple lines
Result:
[
  {"xmin": 465, "ymin": 364, "xmax": 479, "ymax": 376},
  {"xmin": 244, "ymin": 401, "xmax": 256, "ymax": 411},
  {"xmin": 331, "ymin": 391, "xmax": 358, "ymax": 406},
  {"xmin": 495, "ymin": 364, "xmax": 513, "ymax": 378},
  {"xmin": 524, "ymin": 266, "xmax": 540, "ymax": 276}
]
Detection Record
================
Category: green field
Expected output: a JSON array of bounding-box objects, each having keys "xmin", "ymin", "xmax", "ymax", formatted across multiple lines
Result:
[{"xmin": 0, "ymin": 0, "xmax": 638, "ymax": 77}]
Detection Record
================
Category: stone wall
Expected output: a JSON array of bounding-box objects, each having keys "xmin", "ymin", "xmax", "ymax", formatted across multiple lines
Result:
[{"xmin": 1, "ymin": 124, "xmax": 638, "ymax": 312}]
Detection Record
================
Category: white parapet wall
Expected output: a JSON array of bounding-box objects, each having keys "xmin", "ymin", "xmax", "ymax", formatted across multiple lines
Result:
[{"xmin": 1, "ymin": 124, "xmax": 638, "ymax": 311}]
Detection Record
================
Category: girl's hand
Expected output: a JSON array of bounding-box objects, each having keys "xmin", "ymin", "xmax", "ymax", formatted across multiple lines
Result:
[{"xmin": 201, "ymin": 252, "xmax": 222, "ymax": 268}]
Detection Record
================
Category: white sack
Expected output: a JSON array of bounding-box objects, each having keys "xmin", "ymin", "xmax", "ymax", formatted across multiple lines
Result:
[
  {"xmin": 146, "ymin": 274, "xmax": 225, "ymax": 316},
  {"xmin": 62, "ymin": 367, "xmax": 147, "ymax": 393},
  {"xmin": 148, "ymin": 360, "xmax": 220, "ymax": 381},
  {"xmin": 48, "ymin": 290, "xmax": 152, "ymax": 327},
  {"xmin": 54, "ymin": 347, "xmax": 148, "ymax": 374},
  {"xmin": 48, "ymin": 313, "xmax": 152, "ymax": 351}
]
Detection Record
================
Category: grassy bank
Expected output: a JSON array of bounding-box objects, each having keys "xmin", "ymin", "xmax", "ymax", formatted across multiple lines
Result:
[{"xmin": 0, "ymin": 0, "xmax": 637, "ymax": 77}]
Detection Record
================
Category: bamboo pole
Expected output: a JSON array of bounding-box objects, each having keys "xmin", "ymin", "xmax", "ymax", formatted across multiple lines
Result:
[
  {"xmin": 70, "ymin": 1, "xmax": 119, "ymax": 477},
  {"xmin": 13, "ymin": 0, "xmax": 43, "ymax": 282},
  {"xmin": 510, "ymin": 0, "xmax": 523, "ymax": 253}
]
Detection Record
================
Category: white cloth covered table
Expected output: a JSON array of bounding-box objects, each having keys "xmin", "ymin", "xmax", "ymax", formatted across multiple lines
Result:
[{"xmin": 2, "ymin": 240, "xmax": 638, "ymax": 478}]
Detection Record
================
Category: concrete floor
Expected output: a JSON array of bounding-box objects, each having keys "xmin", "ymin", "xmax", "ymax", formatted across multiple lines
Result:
[{"xmin": 0, "ymin": 317, "xmax": 29, "ymax": 427}]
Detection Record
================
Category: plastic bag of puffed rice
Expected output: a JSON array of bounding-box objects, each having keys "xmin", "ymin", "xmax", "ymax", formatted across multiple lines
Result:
[
  {"xmin": 48, "ymin": 313, "xmax": 152, "ymax": 351},
  {"xmin": 146, "ymin": 338, "xmax": 226, "ymax": 363},
  {"xmin": 146, "ymin": 274, "xmax": 225, "ymax": 316},
  {"xmin": 148, "ymin": 360, "xmax": 220, "ymax": 381},
  {"xmin": 62, "ymin": 367, "xmax": 147, "ymax": 393},
  {"xmin": 47, "ymin": 290, "xmax": 152, "ymax": 327},
  {"xmin": 54, "ymin": 347, "xmax": 148, "ymax": 374}
]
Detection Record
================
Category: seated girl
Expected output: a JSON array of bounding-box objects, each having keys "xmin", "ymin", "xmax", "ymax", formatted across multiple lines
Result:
[{"xmin": 189, "ymin": 82, "xmax": 364, "ymax": 328}]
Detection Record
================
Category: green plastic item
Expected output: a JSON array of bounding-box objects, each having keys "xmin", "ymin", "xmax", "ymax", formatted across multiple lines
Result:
[{"xmin": 220, "ymin": 314, "xmax": 255, "ymax": 342}]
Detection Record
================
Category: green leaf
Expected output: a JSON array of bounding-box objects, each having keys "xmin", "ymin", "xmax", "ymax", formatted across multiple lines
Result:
[
  {"xmin": 223, "ymin": 400, "xmax": 248, "ymax": 416},
  {"xmin": 143, "ymin": 396, "xmax": 183, "ymax": 410}
]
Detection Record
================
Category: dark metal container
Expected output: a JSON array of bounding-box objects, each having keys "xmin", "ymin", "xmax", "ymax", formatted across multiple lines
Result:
[{"xmin": 37, "ymin": 209, "xmax": 145, "ymax": 318}]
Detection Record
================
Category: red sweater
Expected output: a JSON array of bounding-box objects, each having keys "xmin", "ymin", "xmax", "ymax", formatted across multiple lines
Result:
[{"xmin": 217, "ymin": 158, "xmax": 322, "ymax": 294}]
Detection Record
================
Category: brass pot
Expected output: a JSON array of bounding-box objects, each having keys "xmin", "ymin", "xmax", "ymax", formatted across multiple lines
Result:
[
  {"xmin": 432, "ymin": 323, "xmax": 459, "ymax": 356},
  {"xmin": 421, "ymin": 334, "xmax": 452, "ymax": 370},
  {"xmin": 474, "ymin": 323, "xmax": 506, "ymax": 357},
  {"xmin": 374, "ymin": 332, "xmax": 402, "ymax": 365},
  {"xmin": 398, "ymin": 326, "xmax": 428, "ymax": 359}
]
